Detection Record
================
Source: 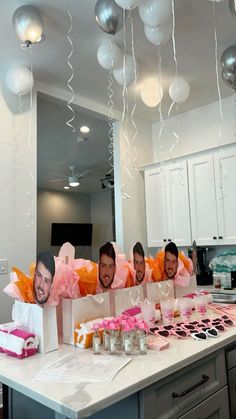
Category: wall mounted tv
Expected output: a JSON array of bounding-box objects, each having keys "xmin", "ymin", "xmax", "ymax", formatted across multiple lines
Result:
[{"xmin": 51, "ymin": 223, "xmax": 93, "ymax": 246}]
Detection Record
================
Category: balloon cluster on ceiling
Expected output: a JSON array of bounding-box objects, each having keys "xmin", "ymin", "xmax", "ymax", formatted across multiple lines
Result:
[
  {"xmin": 95, "ymin": 0, "xmax": 190, "ymax": 107},
  {"xmin": 5, "ymin": 5, "xmax": 44, "ymax": 96},
  {"xmin": 221, "ymin": 0, "xmax": 236, "ymax": 91}
]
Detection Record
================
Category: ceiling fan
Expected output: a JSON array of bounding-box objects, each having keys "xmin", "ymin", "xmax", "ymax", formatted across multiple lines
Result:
[{"xmin": 49, "ymin": 166, "xmax": 89, "ymax": 187}]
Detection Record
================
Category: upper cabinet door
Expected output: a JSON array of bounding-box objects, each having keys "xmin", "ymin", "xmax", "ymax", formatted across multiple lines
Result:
[
  {"xmin": 214, "ymin": 146, "xmax": 236, "ymax": 245},
  {"xmin": 144, "ymin": 167, "xmax": 168, "ymax": 247},
  {"xmin": 188, "ymin": 154, "xmax": 218, "ymax": 246},
  {"xmin": 166, "ymin": 161, "xmax": 192, "ymax": 247}
]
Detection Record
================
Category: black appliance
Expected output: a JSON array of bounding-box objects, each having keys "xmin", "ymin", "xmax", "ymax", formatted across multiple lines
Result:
[{"xmin": 188, "ymin": 247, "xmax": 213, "ymax": 286}]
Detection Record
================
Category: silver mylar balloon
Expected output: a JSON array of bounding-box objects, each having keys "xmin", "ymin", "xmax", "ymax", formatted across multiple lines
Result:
[
  {"xmin": 12, "ymin": 5, "xmax": 43, "ymax": 45},
  {"xmin": 229, "ymin": 0, "xmax": 236, "ymax": 18},
  {"xmin": 221, "ymin": 45, "xmax": 236, "ymax": 72},
  {"xmin": 222, "ymin": 68, "xmax": 236, "ymax": 90},
  {"xmin": 95, "ymin": 0, "xmax": 125, "ymax": 35}
]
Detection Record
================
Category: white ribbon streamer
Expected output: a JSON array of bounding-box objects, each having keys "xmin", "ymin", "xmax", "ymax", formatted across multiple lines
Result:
[{"xmin": 66, "ymin": 7, "xmax": 75, "ymax": 132}]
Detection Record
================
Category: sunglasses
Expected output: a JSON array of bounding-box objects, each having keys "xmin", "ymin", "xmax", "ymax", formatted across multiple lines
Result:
[
  {"xmin": 212, "ymin": 316, "xmax": 234, "ymax": 327},
  {"xmin": 170, "ymin": 328, "xmax": 188, "ymax": 339},
  {"xmin": 190, "ymin": 330, "xmax": 207, "ymax": 341},
  {"xmin": 149, "ymin": 327, "xmax": 170, "ymax": 338}
]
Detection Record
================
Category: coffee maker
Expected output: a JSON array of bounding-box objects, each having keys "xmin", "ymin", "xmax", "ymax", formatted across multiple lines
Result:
[{"xmin": 188, "ymin": 246, "xmax": 213, "ymax": 285}]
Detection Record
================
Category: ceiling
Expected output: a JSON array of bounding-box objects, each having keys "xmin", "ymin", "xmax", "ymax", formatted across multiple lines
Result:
[{"xmin": 2, "ymin": 0, "xmax": 236, "ymax": 193}]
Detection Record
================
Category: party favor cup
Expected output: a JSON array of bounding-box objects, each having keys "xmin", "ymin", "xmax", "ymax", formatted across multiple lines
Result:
[
  {"xmin": 160, "ymin": 299, "xmax": 174, "ymax": 325},
  {"xmin": 178, "ymin": 297, "xmax": 192, "ymax": 322},
  {"xmin": 193, "ymin": 295, "xmax": 207, "ymax": 318},
  {"xmin": 140, "ymin": 299, "xmax": 155, "ymax": 327}
]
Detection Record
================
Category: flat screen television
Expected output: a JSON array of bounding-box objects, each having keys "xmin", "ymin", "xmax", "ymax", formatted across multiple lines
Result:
[{"xmin": 51, "ymin": 223, "xmax": 93, "ymax": 246}]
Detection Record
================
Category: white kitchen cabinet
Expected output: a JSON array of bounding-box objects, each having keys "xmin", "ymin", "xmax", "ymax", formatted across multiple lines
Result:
[
  {"xmin": 214, "ymin": 146, "xmax": 236, "ymax": 244},
  {"xmin": 144, "ymin": 166, "xmax": 168, "ymax": 247},
  {"xmin": 188, "ymin": 154, "xmax": 218, "ymax": 246},
  {"xmin": 188, "ymin": 145, "xmax": 236, "ymax": 246},
  {"xmin": 144, "ymin": 161, "xmax": 191, "ymax": 247}
]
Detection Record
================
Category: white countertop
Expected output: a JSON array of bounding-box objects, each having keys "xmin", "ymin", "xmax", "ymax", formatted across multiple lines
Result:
[{"xmin": 0, "ymin": 318, "xmax": 236, "ymax": 419}]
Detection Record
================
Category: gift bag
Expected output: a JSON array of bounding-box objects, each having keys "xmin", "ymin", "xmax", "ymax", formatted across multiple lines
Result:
[
  {"xmin": 12, "ymin": 301, "xmax": 58, "ymax": 354},
  {"xmin": 62, "ymin": 293, "xmax": 111, "ymax": 345},
  {"xmin": 113, "ymin": 285, "xmax": 144, "ymax": 316},
  {"xmin": 146, "ymin": 280, "xmax": 174, "ymax": 303},
  {"xmin": 175, "ymin": 275, "xmax": 197, "ymax": 299}
]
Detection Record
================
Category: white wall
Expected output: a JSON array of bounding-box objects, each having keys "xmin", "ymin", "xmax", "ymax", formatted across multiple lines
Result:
[
  {"xmin": 152, "ymin": 96, "xmax": 235, "ymax": 161},
  {"xmin": 90, "ymin": 189, "xmax": 113, "ymax": 262},
  {"xmin": 0, "ymin": 87, "xmax": 36, "ymax": 323},
  {"xmin": 37, "ymin": 189, "xmax": 91, "ymax": 259},
  {"xmin": 114, "ymin": 117, "xmax": 153, "ymax": 256}
]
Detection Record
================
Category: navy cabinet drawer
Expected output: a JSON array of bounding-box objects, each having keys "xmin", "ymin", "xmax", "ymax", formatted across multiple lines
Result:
[{"xmin": 139, "ymin": 351, "xmax": 226, "ymax": 419}]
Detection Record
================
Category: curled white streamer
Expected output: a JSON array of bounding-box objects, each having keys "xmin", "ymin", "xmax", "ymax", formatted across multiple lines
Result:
[
  {"xmin": 66, "ymin": 8, "xmax": 76, "ymax": 132},
  {"xmin": 171, "ymin": 0, "xmax": 178, "ymax": 77},
  {"xmin": 212, "ymin": 0, "xmax": 223, "ymax": 142},
  {"xmin": 167, "ymin": 0, "xmax": 178, "ymax": 132},
  {"xmin": 120, "ymin": 9, "xmax": 133, "ymax": 199},
  {"xmin": 26, "ymin": 48, "xmax": 35, "ymax": 228},
  {"xmin": 107, "ymin": 41, "xmax": 115, "ymax": 176},
  {"xmin": 212, "ymin": 0, "xmax": 227, "ymax": 201},
  {"xmin": 157, "ymin": 45, "xmax": 164, "ymax": 156},
  {"xmin": 130, "ymin": 14, "xmax": 138, "ymax": 173}
]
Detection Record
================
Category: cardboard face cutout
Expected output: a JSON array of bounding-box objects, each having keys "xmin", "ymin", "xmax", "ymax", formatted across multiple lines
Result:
[
  {"xmin": 98, "ymin": 242, "xmax": 116, "ymax": 290},
  {"xmin": 33, "ymin": 251, "xmax": 55, "ymax": 306},
  {"xmin": 133, "ymin": 242, "xmax": 146, "ymax": 283}
]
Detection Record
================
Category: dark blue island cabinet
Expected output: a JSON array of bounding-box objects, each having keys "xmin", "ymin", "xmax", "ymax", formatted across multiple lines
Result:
[{"xmin": 2, "ymin": 347, "xmax": 233, "ymax": 419}]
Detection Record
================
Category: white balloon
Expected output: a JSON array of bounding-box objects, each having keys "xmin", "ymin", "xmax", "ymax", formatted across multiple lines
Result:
[
  {"xmin": 114, "ymin": 0, "xmax": 143, "ymax": 10},
  {"xmin": 139, "ymin": 0, "xmax": 171, "ymax": 28},
  {"xmin": 97, "ymin": 40, "xmax": 122, "ymax": 70},
  {"xmin": 144, "ymin": 22, "xmax": 172, "ymax": 46},
  {"xmin": 6, "ymin": 65, "xmax": 34, "ymax": 95},
  {"xmin": 169, "ymin": 77, "xmax": 190, "ymax": 103},
  {"xmin": 113, "ymin": 54, "xmax": 138, "ymax": 86},
  {"xmin": 140, "ymin": 76, "xmax": 163, "ymax": 107}
]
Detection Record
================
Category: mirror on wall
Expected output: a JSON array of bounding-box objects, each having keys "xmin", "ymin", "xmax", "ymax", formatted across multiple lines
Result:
[{"xmin": 37, "ymin": 93, "xmax": 116, "ymax": 261}]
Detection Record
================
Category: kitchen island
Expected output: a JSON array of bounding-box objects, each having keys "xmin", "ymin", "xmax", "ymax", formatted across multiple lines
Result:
[{"xmin": 1, "ymin": 323, "xmax": 236, "ymax": 419}]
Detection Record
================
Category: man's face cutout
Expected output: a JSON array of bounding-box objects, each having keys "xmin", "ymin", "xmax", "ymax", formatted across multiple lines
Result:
[
  {"xmin": 133, "ymin": 252, "xmax": 145, "ymax": 282},
  {"xmin": 33, "ymin": 261, "xmax": 53, "ymax": 305},
  {"xmin": 164, "ymin": 251, "xmax": 178, "ymax": 279},
  {"xmin": 99, "ymin": 254, "xmax": 116, "ymax": 289}
]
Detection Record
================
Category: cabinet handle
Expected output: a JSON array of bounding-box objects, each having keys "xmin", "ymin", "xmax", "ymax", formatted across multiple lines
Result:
[
  {"xmin": 163, "ymin": 239, "xmax": 167, "ymax": 242},
  {"xmin": 213, "ymin": 236, "xmax": 217, "ymax": 240},
  {"xmin": 172, "ymin": 374, "xmax": 209, "ymax": 398},
  {"xmin": 219, "ymin": 236, "xmax": 223, "ymax": 239}
]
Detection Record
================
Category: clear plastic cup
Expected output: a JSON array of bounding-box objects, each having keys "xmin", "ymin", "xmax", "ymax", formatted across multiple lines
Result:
[
  {"xmin": 160, "ymin": 299, "xmax": 175, "ymax": 325},
  {"xmin": 193, "ymin": 295, "xmax": 207, "ymax": 318},
  {"xmin": 178, "ymin": 298, "xmax": 192, "ymax": 322},
  {"xmin": 140, "ymin": 299, "xmax": 155, "ymax": 327}
]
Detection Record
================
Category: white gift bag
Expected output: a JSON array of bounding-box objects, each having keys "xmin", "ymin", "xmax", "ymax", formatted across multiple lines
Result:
[
  {"xmin": 113, "ymin": 285, "xmax": 144, "ymax": 316},
  {"xmin": 146, "ymin": 280, "xmax": 174, "ymax": 303},
  {"xmin": 12, "ymin": 301, "xmax": 58, "ymax": 354},
  {"xmin": 62, "ymin": 293, "xmax": 111, "ymax": 345},
  {"xmin": 175, "ymin": 275, "xmax": 197, "ymax": 298}
]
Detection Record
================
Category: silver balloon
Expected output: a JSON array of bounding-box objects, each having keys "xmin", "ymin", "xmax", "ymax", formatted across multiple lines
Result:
[
  {"xmin": 221, "ymin": 45, "xmax": 236, "ymax": 72},
  {"xmin": 229, "ymin": 0, "xmax": 236, "ymax": 18},
  {"xmin": 12, "ymin": 5, "xmax": 43, "ymax": 45},
  {"xmin": 222, "ymin": 68, "xmax": 236, "ymax": 90},
  {"xmin": 95, "ymin": 0, "xmax": 125, "ymax": 35}
]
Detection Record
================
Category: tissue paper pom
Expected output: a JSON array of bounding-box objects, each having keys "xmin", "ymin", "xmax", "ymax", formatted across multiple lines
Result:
[
  {"xmin": 75, "ymin": 261, "xmax": 98, "ymax": 296},
  {"xmin": 12, "ymin": 267, "xmax": 35, "ymax": 303}
]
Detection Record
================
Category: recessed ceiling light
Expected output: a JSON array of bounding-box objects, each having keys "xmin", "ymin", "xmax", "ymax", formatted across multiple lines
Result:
[
  {"xmin": 64, "ymin": 186, "xmax": 69, "ymax": 190},
  {"xmin": 80, "ymin": 125, "xmax": 90, "ymax": 134}
]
